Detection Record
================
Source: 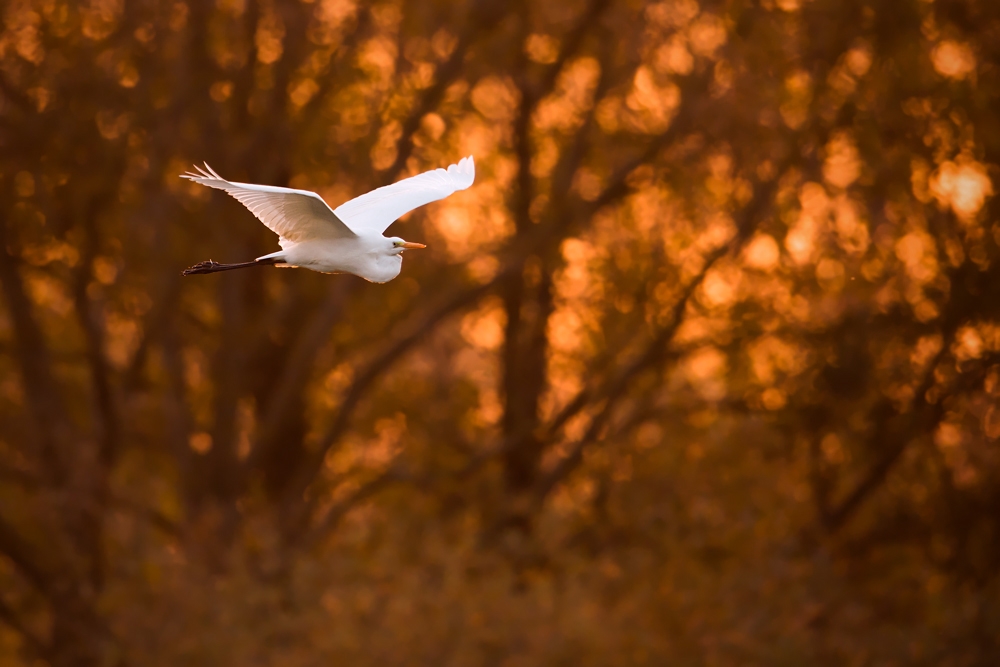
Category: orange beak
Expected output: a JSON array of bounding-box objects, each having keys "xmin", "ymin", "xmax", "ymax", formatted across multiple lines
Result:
[{"xmin": 400, "ymin": 242, "xmax": 426, "ymax": 249}]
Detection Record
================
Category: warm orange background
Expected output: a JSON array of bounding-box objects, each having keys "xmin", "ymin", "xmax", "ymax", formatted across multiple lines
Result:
[{"xmin": 1, "ymin": 0, "xmax": 999, "ymax": 664}]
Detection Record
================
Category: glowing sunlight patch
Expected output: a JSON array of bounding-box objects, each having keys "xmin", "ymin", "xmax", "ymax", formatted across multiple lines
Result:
[
  {"xmin": 931, "ymin": 41, "xmax": 976, "ymax": 80},
  {"xmin": 744, "ymin": 234, "xmax": 780, "ymax": 270},
  {"xmin": 930, "ymin": 158, "xmax": 993, "ymax": 220}
]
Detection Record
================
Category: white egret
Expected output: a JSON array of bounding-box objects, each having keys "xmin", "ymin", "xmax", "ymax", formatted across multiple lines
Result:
[{"xmin": 181, "ymin": 156, "xmax": 475, "ymax": 283}]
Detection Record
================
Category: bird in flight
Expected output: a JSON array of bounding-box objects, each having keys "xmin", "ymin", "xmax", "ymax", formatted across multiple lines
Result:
[{"xmin": 180, "ymin": 156, "xmax": 475, "ymax": 283}]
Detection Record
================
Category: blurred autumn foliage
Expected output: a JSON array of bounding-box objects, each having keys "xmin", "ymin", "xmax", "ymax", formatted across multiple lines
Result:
[{"xmin": 3, "ymin": 0, "xmax": 1000, "ymax": 664}]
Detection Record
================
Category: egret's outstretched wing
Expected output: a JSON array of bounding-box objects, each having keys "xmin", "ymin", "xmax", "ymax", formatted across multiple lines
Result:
[
  {"xmin": 334, "ymin": 156, "xmax": 475, "ymax": 235},
  {"xmin": 181, "ymin": 164, "xmax": 356, "ymax": 246}
]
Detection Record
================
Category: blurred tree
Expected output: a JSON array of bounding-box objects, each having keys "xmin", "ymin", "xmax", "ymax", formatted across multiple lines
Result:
[{"xmin": 2, "ymin": 0, "xmax": 1000, "ymax": 664}]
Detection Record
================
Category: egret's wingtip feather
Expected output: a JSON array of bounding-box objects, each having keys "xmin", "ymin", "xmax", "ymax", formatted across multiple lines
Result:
[
  {"xmin": 449, "ymin": 155, "xmax": 475, "ymax": 189},
  {"xmin": 180, "ymin": 163, "xmax": 228, "ymax": 187},
  {"xmin": 181, "ymin": 168, "xmax": 210, "ymax": 181}
]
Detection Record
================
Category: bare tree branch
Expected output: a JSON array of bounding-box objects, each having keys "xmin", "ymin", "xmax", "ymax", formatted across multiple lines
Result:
[
  {"xmin": 0, "ymin": 70, "xmax": 31, "ymax": 111},
  {"xmin": 581, "ymin": 71, "xmax": 712, "ymax": 219},
  {"xmin": 0, "ymin": 514, "xmax": 52, "ymax": 596},
  {"xmin": 109, "ymin": 494, "xmax": 181, "ymax": 538},
  {"xmin": 301, "ymin": 465, "xmax": 409, "ymax": 549},
  {"xmin": 72, "ymin": 201, "xmax": 121, "ymax": 468},
  {"xmin": 533, "ymin": 170, "xmax": 783, "ymax": 502},
  {"xmin": 160, "ymin": 322, "xmax": 199, "ymax": 511},
  {"xmin": 0, "ymin": 214, "xmax": 69, "ymax": 483},
  {"xmin": 536, "ymin": 0, "xmax": 613, "ymax": 100},
  {"xmin": 205, "ymin": 272, "xmax": 248, "ymax": 504},
  {"xmin": 298, "ymin": 6, "xmax": 374, "ymax": 123},
  {"xmin": 285, "ymin": 272, "xmax": 512, "ymax": 525},
  {"xmin": 0, "ymin": 596, "xmax": 48, "ymax": 660},
  {"xmin": 382, "ymin": 1, "xmax": 508, "ymax": 182},
  {"xmin": 823, "ymin": 326, "xmax": 960, "ymax": 532},
  {"xmin": 249, "ymin": 281, "xmax": 349, "ymax": 470}
]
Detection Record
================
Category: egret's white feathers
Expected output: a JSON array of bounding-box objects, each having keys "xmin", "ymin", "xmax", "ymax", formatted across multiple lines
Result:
[
  {"xmin": 333, "ymin": 156, "xmax": 475, "ymax": 235},
  {"xmin": 180, "ymin": 164, "xmax": 357, "ymax": 246}
]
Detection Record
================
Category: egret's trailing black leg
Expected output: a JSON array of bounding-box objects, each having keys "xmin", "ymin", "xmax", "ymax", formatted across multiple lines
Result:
[{"xmin": 182, "ymin": 257, "xmax": 279, "ymax": 276}]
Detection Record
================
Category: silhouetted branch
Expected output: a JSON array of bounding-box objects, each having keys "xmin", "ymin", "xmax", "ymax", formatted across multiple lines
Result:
[
  {"xmin": 0, "ymin": 597, "xmax": 48, "ymax": 660},
  {"xmin": 548, "ymin": 45, "xmax": 613, "ymax": 214},
  {"xmin": 382, "ymin": 1, "xmax": 508, "ymax": 182},
  {"xmin": 536, "ymin": 0, "xmax": 613, "ymax": 100},
  {"xmin": 0, "ymin": 218, "xmax": 69, "ymax": 483},
  {"xmin": 109, "ymin": 494, "xmax": 181, "ymax": 538},
  {"xmin": 299, "ymin": 6, "xmax": 374, "ymax": 123},
  {"xmin": 823, "ymin": 328, "xmax": 959, "ymax": 533},
  {"xmin": 0, "ymin": 70, "xmax": 32, "ymax": 111},
  {"xmin": 123, "ymin": 273, "xmax": 182, "ymax": 393},
  {"xmin": 302, "ymin": 465, "xmax": 410, "ymax": 549},
  {"xmin": 72, "ymin": 204, "xmax": 120, "ymax": 468},
  {"xmin": 288, "ymin": 273, "xmax": 512, "ymax": 521},
  {"xmin": 530, "ymin": 273, "xmax": 698, "ymax": 503},
  {"xmin": 160, "ymin": 324, "xmax": 198, "ymax": 511},
  {"xmin": 513, "ymin": 0, "xmax": 612, "ymax": 226},
  {"xmin": 249, "ymin": 282, "xmax": 348, "ymax": 469},
  {"xmin": 0, "ymin": 514, "xmax": 51, "ymax": 596},
  {"xmin": 533, "ymin": 171, "xmax": 782, "ymax": 501},
  {"xmin": 206, "ymin": 272, "xmax": 248, "ymax": 503},
  {"xmin": 583, "ymin": 70, "xmax": 712, "ymax": 218}
]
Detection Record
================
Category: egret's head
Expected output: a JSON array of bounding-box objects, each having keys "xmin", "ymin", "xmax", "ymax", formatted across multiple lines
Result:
[{"xmin": 389, "ymin": 237, "xmax": 427, "ymax": 255}]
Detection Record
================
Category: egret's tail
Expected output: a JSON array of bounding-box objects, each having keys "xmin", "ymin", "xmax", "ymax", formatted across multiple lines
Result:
[{"xmin": 182, "ymin": 256, "xmax": 280, "ymax": 276}]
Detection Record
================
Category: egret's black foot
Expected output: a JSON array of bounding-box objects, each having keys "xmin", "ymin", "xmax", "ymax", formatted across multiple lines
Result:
[
  {"xmin": 182, "ymin": 258, "xmax": 276, "ymax": 275},
  {"xmin": 182, "ymin": 260, "xmax": 224, "ymax": 276}
]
